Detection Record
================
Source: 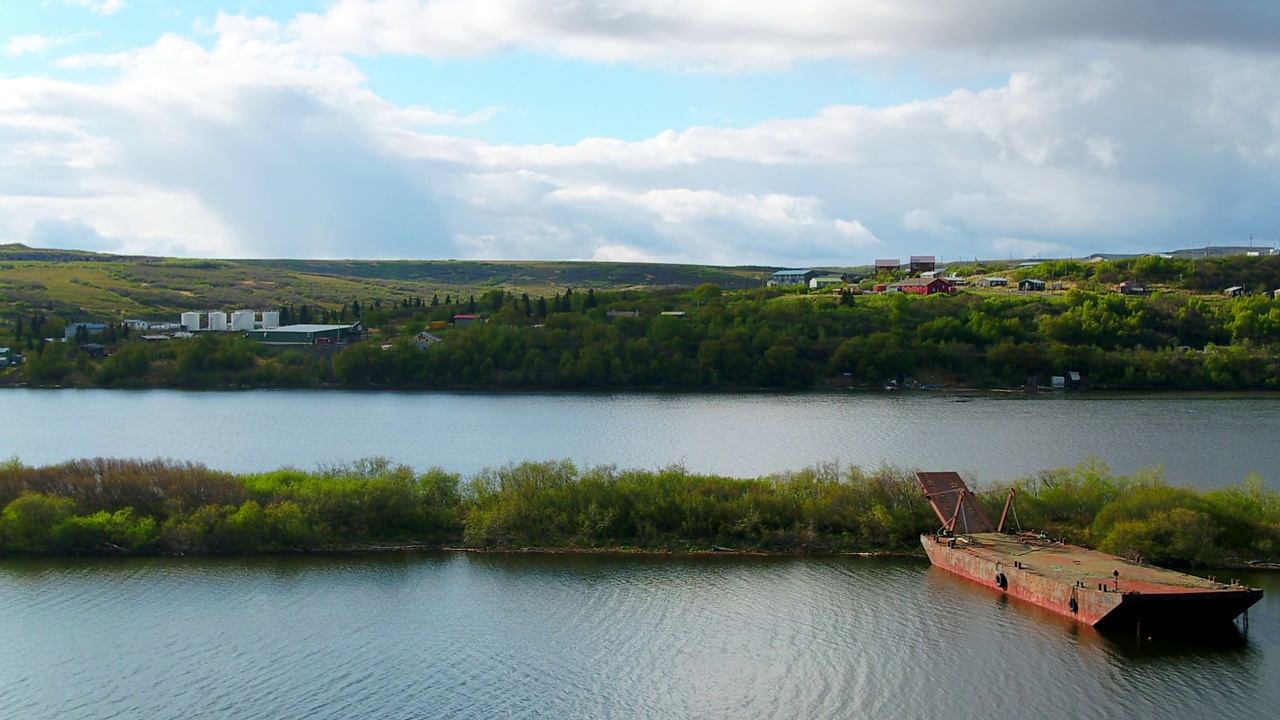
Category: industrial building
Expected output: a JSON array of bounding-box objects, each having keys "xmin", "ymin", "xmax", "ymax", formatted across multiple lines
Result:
[
  {"xmin": 179, "ymin": 310, "xmax": 282, "ymax": 332},
  {"xmin": 245, "ymin": 322, "xmax": 365, "ymax": 345},
  {"xmin": 769, "ymin": 269, "xmax": 818, "ymax": 286}
]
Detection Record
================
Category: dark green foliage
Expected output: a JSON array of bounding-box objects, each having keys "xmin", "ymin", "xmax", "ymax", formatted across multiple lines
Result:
[
  {"xmin": 38, "ymin": 278, "xmax": 1280, "ymax": 393},
  {"xmin": 1, "ymin": 456, "xmax": 1272, "ymax": 565},
  {"xmin": 983, "ymin": 460, "xmax": 1280, "ymax": 567}
]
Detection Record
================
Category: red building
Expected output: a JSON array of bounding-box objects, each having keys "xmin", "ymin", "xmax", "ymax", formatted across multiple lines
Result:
[{"xmin": 888, "ymin": 278, "xmax": 955, "ymax": 295}]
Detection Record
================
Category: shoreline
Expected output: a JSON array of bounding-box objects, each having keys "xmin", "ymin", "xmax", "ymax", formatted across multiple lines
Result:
[
  {"xmin": 6, "ymin": 544, "xmax": 1278, "ymax": 572},
  {"xmin": 7, "ymin": 381, "xmax": 1280, "ymax": 399}
]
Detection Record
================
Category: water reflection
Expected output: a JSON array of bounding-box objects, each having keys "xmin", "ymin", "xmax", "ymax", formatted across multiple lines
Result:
[{"xmin": 0, "ymin": 554, "xmax": 1274, "ymax": 720}]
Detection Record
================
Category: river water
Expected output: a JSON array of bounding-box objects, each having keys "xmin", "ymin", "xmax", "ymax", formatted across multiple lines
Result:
[
  {"xmin": 0, "ymin": 553, "xmax": 1275, "ymax": 720},
  {"xmin": 3, "ymin": 390, "xmax": 1278, "ymax": 717},
  {"xmin": 2, "ymin": 389, "xmax": 1278, "ymax": 488}
]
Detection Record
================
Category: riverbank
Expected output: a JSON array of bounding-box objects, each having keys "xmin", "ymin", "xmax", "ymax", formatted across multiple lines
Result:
[{"xmin": 1, "ymin": 457, "xmax": 1276, "ymax": 566}]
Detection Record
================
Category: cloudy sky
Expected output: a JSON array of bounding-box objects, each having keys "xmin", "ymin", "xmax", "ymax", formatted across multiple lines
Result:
[{"xmin": 2, "ymin": 1, "xmax": 1278, "ymax": 266}]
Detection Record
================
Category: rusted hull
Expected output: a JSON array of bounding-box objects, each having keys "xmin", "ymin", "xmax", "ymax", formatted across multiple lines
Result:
[{"xmin": 921, "ymin": 534, "xmax": 1263, "ymax": 632}]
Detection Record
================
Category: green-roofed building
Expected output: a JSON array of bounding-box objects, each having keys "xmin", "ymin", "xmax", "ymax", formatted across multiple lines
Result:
[
  {"xmin": 769, "ymin": 269, "xmax": 818, "ymax": 286},
  {"xmin": 245, "ymin": 322, "xmax": 365, "ymax": 345}
]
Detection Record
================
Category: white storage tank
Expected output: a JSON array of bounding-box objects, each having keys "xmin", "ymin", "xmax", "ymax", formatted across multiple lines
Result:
[
  {"xmin": 261, "ymin": 311, "xmax": 280, "ymax": 329},
  {"xmin": 231, "ymin": 310, "xmax": 255, "ymax": 331},
  {"xmin": 208, "ymin": 312, "xmax": 228, "ymax": 331},
  {"xmin": 180, "ymin": 312, "xmax": 202, "ymax": 331}
]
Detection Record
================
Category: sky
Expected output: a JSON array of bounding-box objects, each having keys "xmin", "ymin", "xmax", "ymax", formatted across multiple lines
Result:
[{"xmin": 1, "ymin": 1, "xmax": 1278, "ymax": 266}]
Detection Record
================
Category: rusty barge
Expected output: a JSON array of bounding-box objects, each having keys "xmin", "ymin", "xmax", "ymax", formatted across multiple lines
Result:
[{"xmin": 916, "ymin": 471, "xmax": 1263, "ymax": 633}]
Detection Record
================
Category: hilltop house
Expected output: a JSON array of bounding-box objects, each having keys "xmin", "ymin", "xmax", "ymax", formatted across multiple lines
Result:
[
  {"xmin": 770, "ymin": 269, "xmax": 818, "ymax": 286},
  {"xmin": 888, "ymin": 278, "xmax": 955, "ymax": 296}
]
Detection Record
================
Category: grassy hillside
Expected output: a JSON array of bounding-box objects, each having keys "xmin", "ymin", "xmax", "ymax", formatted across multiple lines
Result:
[{"xmin": 0, "ymin": 244, "xmax": 772, "ymax": 323}]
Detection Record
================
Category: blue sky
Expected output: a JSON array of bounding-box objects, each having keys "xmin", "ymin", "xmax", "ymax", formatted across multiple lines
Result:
[{"xmin": 2, "ymin": 1, "xmax": 1279, "ymax": 264}]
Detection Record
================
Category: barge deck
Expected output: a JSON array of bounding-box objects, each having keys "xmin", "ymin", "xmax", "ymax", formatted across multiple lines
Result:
[{"xmin": 916, "ymin": 471, "xmax": 1263, "ymax": 633}]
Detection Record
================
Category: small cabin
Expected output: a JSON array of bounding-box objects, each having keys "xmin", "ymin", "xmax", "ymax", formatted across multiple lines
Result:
[
  {"xmin": 1018, "ymin": 279, "xmax": 1047, "ymax": 292},
  {"xmin": 1224, "ymin": 286, "xmax": 1245, "ymax": 297}
]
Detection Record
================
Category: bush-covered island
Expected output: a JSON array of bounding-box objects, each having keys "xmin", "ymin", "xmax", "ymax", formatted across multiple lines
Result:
[
  {"xmin": 1, "ymin": 457, "xmax": 1276, "ymax": 568},
  {"xmin": 6, "ymin": 253, "xmax": 1280, "ymax": 391}
]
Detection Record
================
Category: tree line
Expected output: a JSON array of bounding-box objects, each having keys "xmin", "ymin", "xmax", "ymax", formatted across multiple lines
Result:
[
  {"xmin": 10, "ymin": 278, "xmax": 1280, "ymax": 391},
  {"xmin": 0, "ymin": 457, "xmax": 1275, "ymax": 567}
]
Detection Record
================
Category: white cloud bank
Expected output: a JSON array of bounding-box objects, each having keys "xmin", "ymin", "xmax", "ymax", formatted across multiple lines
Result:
[
  {"xmin": 290, "ymin": 0, "xmax": 1280, "ymax": 70},
  {"xmin": 1, "ymin": 2, "xmax": 1278, "ymax": 264}
]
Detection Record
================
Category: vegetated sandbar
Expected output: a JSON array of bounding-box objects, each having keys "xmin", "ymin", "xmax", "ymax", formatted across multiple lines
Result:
[{"xmin": 0, "ymin": 457, "xmax": 1276, "ymax": 569}]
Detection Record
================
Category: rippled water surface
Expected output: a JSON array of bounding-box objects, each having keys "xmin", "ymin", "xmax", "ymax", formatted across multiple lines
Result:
[
  {"xmin": 3, "ymin": 389, "xmax": 1279, "ymax": 488},
  {"xmin": 0, "ymin": 554, "xmax": 1276, "ymax": 720}
]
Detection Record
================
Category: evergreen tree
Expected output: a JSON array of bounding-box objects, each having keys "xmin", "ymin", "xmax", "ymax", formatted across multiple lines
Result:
[
  {"xmin": 585, "ymin": 288, "xmax": 598, "ymax": 309},
  {"xmin": 14, "ymin": 317, "xmax": 22, "ymax": 339},
  {"xmin": 536, "ymin": 296, "xmax": 548, "ymax": 319},
  {"xmin": 432, "ymin": 294, "xmax": 440, "ymax": 307},
  {"xmin": 444, "ymin": 294, "xmax": 452, "ymax": 305},
  {"xmin": 521, "ymin": 293, "xmax": 532, "ymax": 317},
  {"xmin": 299, "ymin": 304, "xmax": 312, "ymax": 324},
  {"xmin": 468, "ymin": 294, "xmax": 477, "ymax": 313},
  {"xmin": 351, "ymin": 300, "xmax": 361, "ymax": 318}
]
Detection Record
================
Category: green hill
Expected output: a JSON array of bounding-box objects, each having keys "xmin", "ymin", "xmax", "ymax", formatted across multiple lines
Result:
[{"xmin": 0, "ymin": 244, "xmax": 774, "ymax": 322}]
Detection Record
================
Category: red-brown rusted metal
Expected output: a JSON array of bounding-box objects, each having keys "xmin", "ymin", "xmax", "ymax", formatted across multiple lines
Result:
[
  {"xmin": 915, "ymin": 471, "xmax": 994, "ymax": 535},
  {"xmin": 997, "ymin": 488, "xmax": 1016, "ymax": 533},
  {"xmin": 917, "ymin": 471, "xmax": 1264, "ymax": 634}
]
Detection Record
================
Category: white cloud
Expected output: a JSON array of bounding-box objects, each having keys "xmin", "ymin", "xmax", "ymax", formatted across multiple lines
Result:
[
  {"xmin": 834, "ymin": 219, "xmax": 882, "ymax": 247},
  {"xmin": 901, "ymin": 209, "xmax": 958, "ymax": 236},
  {"xmin": 290, "ymin": 0, "xmax": 1280, "ymax": 70},
  {"xmin": 6, "ymin": 35, "xmax": 64, "ymax": 57},
  {"xmin": 65, "ymin": 0, "xmax": 126, "ymax": 17},
  {"xmin": 2, "ymin": 8, "xmax": 1279, "ymax": 264},
  {"xmin": 4, "ymin": 33, "xmax": 95, "ymax": 57}
]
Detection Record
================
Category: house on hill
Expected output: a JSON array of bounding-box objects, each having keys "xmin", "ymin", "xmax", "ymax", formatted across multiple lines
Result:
[
  {"xmin": 874, "ymin": 259, "xmax": 901, "ymax": 275},
  {"xmin": 977, "ymin": 277, "xmax": 1008, "ymax": 288},
  {"xmin": 888, "ymin": 278, "xmax": 955, "ymax": 295},
  {"xmin": 769, "ymin": 269, "xmax": 818, "ymax": 286},
  {"xmin": 809, "ymin": 276, "xmax": 845, "ymax": 290},
  {"xmin": 909, "ymin": 256, "xmax": 936, "ymax": 275},
  {"xmin": 1018, "ymin": 279, "xmax": 1047, "ymax": 292},
  {"xmin": 1117, "ymin": 281, "xmax": 1147, "ymax": 295},
  {"xmin": 64, "ymin": 322, "xmax": 106, "ymax": 339}
]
